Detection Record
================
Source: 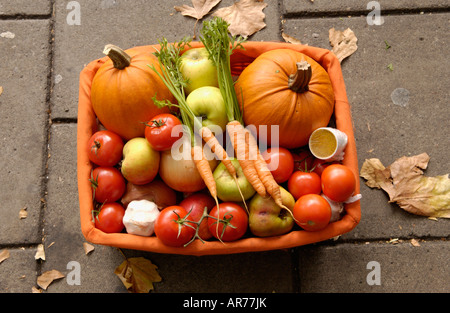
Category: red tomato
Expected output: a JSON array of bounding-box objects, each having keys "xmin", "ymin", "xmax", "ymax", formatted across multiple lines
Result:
[
  {"xmin": 287, "ymin": 171, "xmax": 322, "ymax": 200},
  {"xmin": 312, "ymin": 159, "xmax": 337, "ymax": 177},
  {"xmin": 292, "ymin": 148, "xmax": 315, "ymax": 172},
  {"xmin": 94, "ymin": 202, "xmax": 126, "ymax": 233},
  {"xmin": 208, "ymin": 202, "xmax": 248, "ymax": 242},
  {"xmin": 293, "ymin": 194, "xmax": 331, "ymax": 231},
  {"xmin": 144, "ymin": 114, "xmax": 183, "ymax": 151},
  {"xmin": 321, "ymin": 164, "xmax": 356, "ymax": 202},
  {"xmin": 90, "ymin": 167, "xmax": 126, "ymax": 203},
  {"xmin": 261, "ymin": 147, "xmax": 294, "ymax": 183},
  {"xmin": 179, "ymin": 193, "xmax": 216, "ymax": 241},
  {"xmin": 87, "ymin": 130, "xmax": 124, "ymax": 167},
  {"xmin": 154, "ymin": 206, "xmax": 196, "ymax": 247}
]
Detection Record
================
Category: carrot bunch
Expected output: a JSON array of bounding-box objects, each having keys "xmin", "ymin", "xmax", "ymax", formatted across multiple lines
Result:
[
  {"xmin": 199, "ymin": 17, "xmax": 290, "ymax": 213},
  {"xmin": 149, "ymin": 38, "xmax": 221, "ymax": 210}
]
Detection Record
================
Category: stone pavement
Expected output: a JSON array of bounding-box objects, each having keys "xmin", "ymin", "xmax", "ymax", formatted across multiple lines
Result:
[{"xmin": 0, "ymin": 0, "xmax": 449, "ymax": 295}]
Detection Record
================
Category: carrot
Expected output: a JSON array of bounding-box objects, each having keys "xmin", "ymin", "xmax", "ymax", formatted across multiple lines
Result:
[
  {"xmin": 191, "ymin": 145, "xmax": 217, "ymax": 198},
  {"xmin": 200, "ymin": 127, "xmax": 236, "ymax": 177},
  {"xmin": 242, "ymin": 128, "xmax": 297, "ymax": 221},
  {"xmin": 227, "ymin": 120, "xmax": 266, "ymax": 197},
  {"xmin": 199, "ymin": 126, "xmax": 249, "ymax": 212}
]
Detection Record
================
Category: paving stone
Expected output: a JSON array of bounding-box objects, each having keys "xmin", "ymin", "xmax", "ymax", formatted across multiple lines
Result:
[
  {"xmin": 0, "ymin": 0, "xmax": 52, "ymax": 16},
  {"xmin": 0, "ymin": 20, "xmax": 51, "ymax": 245},
  {"xmin": 51, "ymin": 0, "xmax": 281, "ymax": 119},
  {"xmin": 0, "ymin": 247, "xmax": 39, "ymax": 293},
  {"xmin": 297, "ymin": 240, "xmax": 450, "ymax": 292},
  {"xmin": 42, "ymin": 123, "xmax": 127, "ymax": 292},
  {"xmin": 124, "ymin": 249, "xmax": 294, "ymax": 293},
  {"xmin": 282, "ymin": 13, "xmax": 450, "ymax": 240},
  {"xmin": 282, "ymin": 0, "xmax": 450, "ymax": 16}
]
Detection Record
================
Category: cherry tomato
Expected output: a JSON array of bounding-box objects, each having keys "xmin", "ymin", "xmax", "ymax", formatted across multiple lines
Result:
[
  {"xmin": 261, "ymin": 147, "xmax": 294, "ymax": 183},
  {"xmin": 144, "ymin": 114, "xmax": 183, "ymax": 151},
  {"xmin": 293, "ymin": 194, "xmax": 331, "ymax": 231},
  {"xmin": 321, "ymin": 164, "xmax": 356, "ymax": 202},
  {"xmin": 90, "ymin": 167, "xmax": 126, "ymax": 203},
  {"xmin": 154, "ymin": 206, "xmax": 196, "ymax": 247},
  {"xmin": 94, "ymin": 202, "xmax": 126, "ymax": 233},
  {"xmin": 87, "ymin": 130, "xmax": 124, "ymax": 167},
  {"xmin": 287, "ymin": 171, "xmax": 322, "ymax": 200},
  {"xmin": 208, "ymin": 202, "xmax": 248, "ymax": 242}
]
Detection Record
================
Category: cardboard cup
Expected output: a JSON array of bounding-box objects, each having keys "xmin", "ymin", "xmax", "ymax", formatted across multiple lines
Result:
[{"xmin": 309, "ymin": 127, "xmax": 348, "ymax": 161}]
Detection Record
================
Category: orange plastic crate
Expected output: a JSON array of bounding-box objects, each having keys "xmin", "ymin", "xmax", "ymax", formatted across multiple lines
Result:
[{"xmin": 77, "ymin": 41, "xmax": 361, "ymax": 256}]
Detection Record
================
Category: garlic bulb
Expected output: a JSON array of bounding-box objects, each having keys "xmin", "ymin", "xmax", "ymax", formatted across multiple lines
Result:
[{"xmin": 122, "ymin": 200, "xmax": 160, "ymax": 236}]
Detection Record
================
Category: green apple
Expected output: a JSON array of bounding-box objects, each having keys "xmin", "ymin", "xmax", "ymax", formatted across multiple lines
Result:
[
  {"xmin": 180, "ymin": 47, "xmax": 218, "ymax": 95},
  {"xmin": 121, "ymin": 137, "xmax": 160, "ymax": 185},
  {"xmin": 186, "ymin": 86, "xmax": 228, "ymax": 134},
  {"xmin": 248, "ymin": 187, "xmax": 295, "ymax": 237},
  {"xmin": 213, "ymin": 158, "xmax": 256, "ymax": 202}
]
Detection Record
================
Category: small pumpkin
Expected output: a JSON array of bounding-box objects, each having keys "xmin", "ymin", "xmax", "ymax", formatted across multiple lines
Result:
[
  {"xmin": 91, "ymin": 45, "xmax": 175, "ymax": 140},
  {"xmin": 234, "ymin": 49, "xmax": 335, "ymax": 149}
]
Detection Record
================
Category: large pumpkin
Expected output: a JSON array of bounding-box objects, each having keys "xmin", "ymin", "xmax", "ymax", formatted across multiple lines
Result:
[
  {"xmin": 91, "ymin": 45, "xmax": 175, "ymax": 140},
  {"xmin": 234, "ymin": 49, "xmax": 335, "ymax": 149}
]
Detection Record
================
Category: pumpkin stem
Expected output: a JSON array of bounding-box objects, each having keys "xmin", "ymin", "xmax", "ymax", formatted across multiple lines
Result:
[
  {"xmin": 288, "ymin": 61, "xmax": 312, "ymax": 93},
  {"xmin": 103, "ymin": 44, "xmax": 131, "ymax": 70}
]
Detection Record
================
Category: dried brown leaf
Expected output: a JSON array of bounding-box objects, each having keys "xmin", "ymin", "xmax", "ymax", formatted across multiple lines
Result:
[
  {"xmin": 19, "ymin": 206, "xmax": 27, "ymax": 219},
  {"xmin": 361, "ymin": 153, "xmax": 450, "ymax": 218},
  {"xmin": 37, "ymin": 270, "xmax": 64, "ymax": 290},
  {"xmin": 329, "ymin": 27, "xmax": 358, "ymax": 63},
  {"xmin": 114, "ymin": 257, "xmax": 162, "ymax": 293},
  {"xmin": 0, "ymin": 249, "xmax": 10, "ymax": 264},
  {"xmin": 0, "ymin": 86, "xmax": 3, "ymax": 96},
  {"xmin": 410, "ymin": 239, "xmax": 421, "ymax": 247},
  {"xmin": 174, "ymin": 0, "xmax": 221, "ymax": 20},
  {"xmin": 35, "ymin": 244, "xmax": 45, "ymax": 261},
  {"xmin": 83, "ymin": 242, "xmax": 95, "ymax": 255},
  {"xmin": 282, "ymin": 32, "xmax": 302, "ymax": 45},
  {"xmin": 213, "ymin": 0, "xmax": 268, "ymax": 37}
]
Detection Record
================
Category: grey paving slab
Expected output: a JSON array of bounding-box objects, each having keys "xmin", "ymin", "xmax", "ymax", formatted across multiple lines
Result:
[
  {"xmin": 0, "ymin": 247, "xmax": 38, "ymax": 293},
  {"xmin": 297, "ymin": 240, "xmax": 450, "ymax": 292},
  {"xmin": 282, "ymin": 13, "xmax": 450, "ymax": 241},
  {"xmin": 0, "ymin": 0, "xmax": 52, "ymax": 16},
  {"xmin": 51, "ymin": 0, "xmax": 280, "ymax": 119},
  {"xmin": 125, "ymin": 249, "xmax": 294, "ymax": 293},
  {"xmin": 43, "ymin": 123, "xmax": 127, "ymax": 292},
  {"xmin": 0, "ymin": 20, "xmax": 51, "ymax": 245},
  {"xmin": 282, "ymin": 0, "xmax": 450, "ymax": 15}
]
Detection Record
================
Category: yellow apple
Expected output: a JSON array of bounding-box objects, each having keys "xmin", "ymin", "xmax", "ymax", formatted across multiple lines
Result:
[{"xmin": 180, "ymin": 47, "xmax": 218, "ymax": 95}]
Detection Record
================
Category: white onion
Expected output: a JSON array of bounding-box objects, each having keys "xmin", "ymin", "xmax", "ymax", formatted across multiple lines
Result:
[{"xmin": 159, "ymin": 136, "xmax": 218, "ymax": 193}]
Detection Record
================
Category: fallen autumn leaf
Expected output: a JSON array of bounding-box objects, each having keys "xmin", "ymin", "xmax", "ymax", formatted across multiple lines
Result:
[
  {"xmin": 19, "ymin": 206, "xmax": 27, "ymax": 219},
  {"xmin": 174, "ymin": 0, "xmax": 221, "ymax": 20},
  {"xmin": 213, "ymin": 0, "xmax": 268, "ymax": 37},
  {"xmin": 360, "ymin": 153, "xmax": 450, "ymax": 218},
  {"xmin": 282, "ymin": 32, "xmax": 302, "ymax": 45},
  {"xmin": 115, "ymin": 257, "xmax": 162, "ymax": 293},
  {"xmin": 83, "ymin": 242, "xmax": 95, "ymax": 255},
  {"xmin": 0, "ymin": 249, "xmax": 10, "ymax": 264},
  {"xmin": 37, "ymin": 269, "xmax": 65, "ymax": 290},
  {"xmin": 35, "ymin": 244, "xmax": 45, "ymax": 261},
  {"xmin": 329, "ymin": 27, "xmax": 358, "ymax": 63},
  {"xmin": 174, "ymin": 0, "xmax": 221, "ymax": 37}
]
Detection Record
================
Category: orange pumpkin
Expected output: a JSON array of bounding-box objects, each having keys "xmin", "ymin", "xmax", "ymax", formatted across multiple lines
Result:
[
  {"xmin": 91, "ymin": 45, "xmax": 175, "ymax": 140},
  {"xmin": 234, "ymin": 49, "xmax": 335, "ymax": 149}
]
